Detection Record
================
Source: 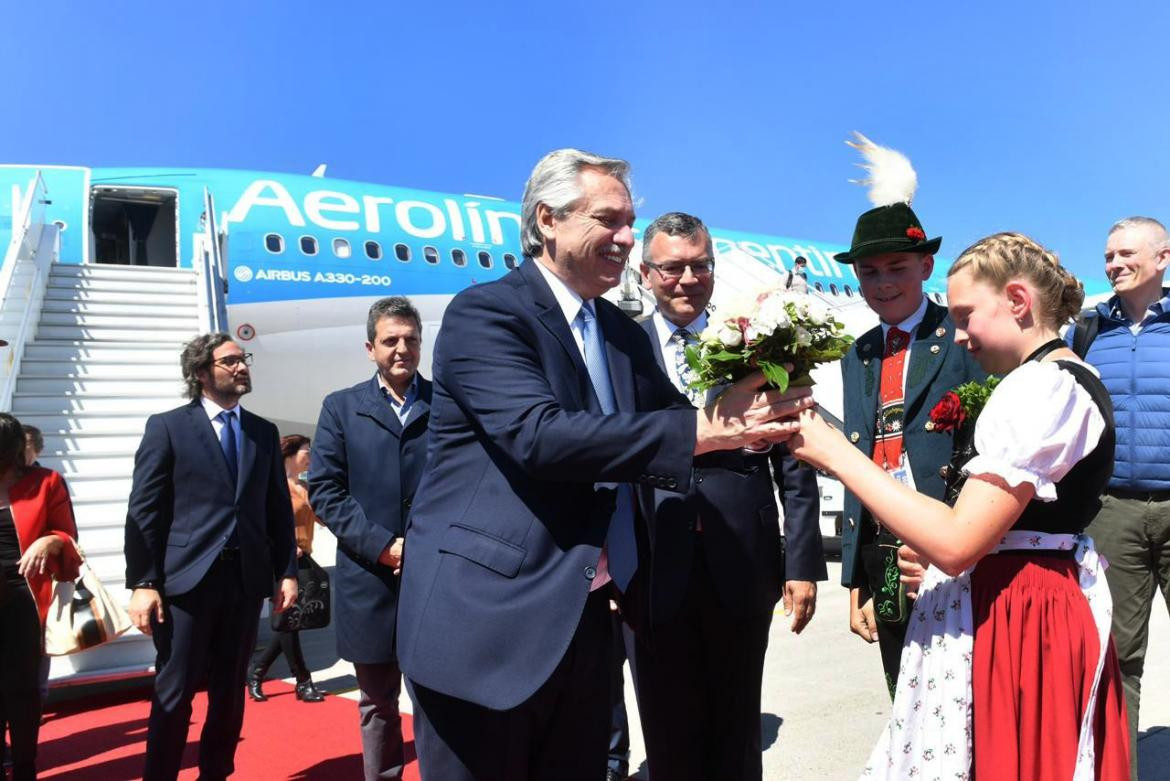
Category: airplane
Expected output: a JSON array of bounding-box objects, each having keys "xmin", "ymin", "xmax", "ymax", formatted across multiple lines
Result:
[{"xmin": 0, "ymin": 163, "xmax": 1114, "ymax": 685}]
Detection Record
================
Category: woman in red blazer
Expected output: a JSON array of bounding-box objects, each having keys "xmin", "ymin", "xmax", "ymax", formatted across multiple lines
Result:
[{"xmin": 0, "ymin": 412, "xmax": 79, "ymax": 781}]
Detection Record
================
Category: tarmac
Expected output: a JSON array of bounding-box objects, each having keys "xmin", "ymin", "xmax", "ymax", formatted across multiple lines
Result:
[{"xmin": 249, "ymin": 532, "xmax": 1170, "ymax": 779}]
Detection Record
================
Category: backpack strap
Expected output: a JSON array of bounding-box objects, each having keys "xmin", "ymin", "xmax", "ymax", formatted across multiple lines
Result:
[{"xmin": 1071, "ymin": 308, "xmax": 1100, "ymax": 359}]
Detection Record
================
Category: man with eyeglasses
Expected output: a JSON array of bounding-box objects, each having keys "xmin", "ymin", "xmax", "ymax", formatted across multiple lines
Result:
[
  {"xmin": 125, "ymin": 333, "xmax": 298, "ymax": 781},
  {"xmin": 627, "ymin": 212, "xmax": 825, "ymax": 780}
]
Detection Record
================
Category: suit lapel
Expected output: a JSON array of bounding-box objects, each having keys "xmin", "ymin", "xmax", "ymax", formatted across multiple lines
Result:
[
  {"xmin": 358, "ymin": 376, "xmax": 404, "ymax": 438},
  {"xmin": 187, "ymin": 401, "xmax": 235, "ymax": 488},
  {"xmin": 853, "ymin": 328, "xmax": 884, "ymax": 437},
  {"xmin": 520, "ymin": 260, "xmax": 592, "ymax": 410},
  {"xmin": 235, "ymin": 410, "xmax": 260, "ymax": 501},
  {"xmin": 903, "ymin": 301, "xmax": 951, "ymax": 415},
  {"xmin": 640, "ymin": 318, "xmax": 669, "ymax": 374}
]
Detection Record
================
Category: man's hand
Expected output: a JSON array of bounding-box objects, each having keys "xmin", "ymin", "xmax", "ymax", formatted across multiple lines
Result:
[
  {"xmin": 272, "ymin": 577, "xmax": 298, "ymax": 612},
  {"xmin": 848, "ymin": 587, "xmax": 878, "ymax": 643},
  {"xmin": 695, "ymin": 371, "xmax": 814, "ymax": 455},
  {"xmin": 783, "ymin": 580, "xmax": 817, "ymax": 634},
  {"xmin": 129, "ymin": 588, "xmax": 165, "ymax": 636},
  {"xmin": 897, "ymin": 544, "xmax": 927, "ymax": 600},
  {"xmin": 378, "ymin": 537, "xmax": 405, "ymax": 575}
]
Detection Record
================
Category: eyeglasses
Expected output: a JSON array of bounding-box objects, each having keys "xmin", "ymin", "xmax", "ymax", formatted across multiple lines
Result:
[
  {"xmin": 213, "ymin": 353, "xmax": 253, "ymax": 369},
  {"xmin": 644, "ymin": 260, "xmax": 716, "ymax": 280}
]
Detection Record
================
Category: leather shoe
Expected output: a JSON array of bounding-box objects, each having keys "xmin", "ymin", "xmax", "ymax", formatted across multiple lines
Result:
[
  {"xmin": 295, "ymin": 680, "xmax": 325, "ymax": 702},
  {"xmin": 605, "ymin": 769, "xmax": 627, "ymax": 781},
  {"xmin": 246, "ymin": 669, "xmax": 267, "ymax": 702}
]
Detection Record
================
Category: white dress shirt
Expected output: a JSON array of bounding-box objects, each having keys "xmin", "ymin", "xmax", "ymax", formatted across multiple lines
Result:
[{"xmin": 201, "ymin": 395, "xmax": 243, "ymax": 464}]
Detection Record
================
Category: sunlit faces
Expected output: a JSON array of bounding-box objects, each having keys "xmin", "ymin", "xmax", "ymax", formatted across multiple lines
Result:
[
  {"xmin": 367, "ymin": 315, "xmax": 421, "ymax": 390},
  {"xmin": 1105, "ymin": 224, "xmax": 1170, "ymax": 296},
  {"xmin": 855, "ymin": 252, "xmax": 934, "ymax": 325},
  {"xmin": 946, "ymin": 268, "xmax": 1033, "ymax": 374},
  {"xmin": 641, "ymin": 231, "xmax": 715, "ymax": 327},
  {"xmin": 538, "ymin": 167, "xmax": 636, "ymax": 300},
  {"xmin": 201, "ymin": 340, "xmax": 252, "ymax": 398}
]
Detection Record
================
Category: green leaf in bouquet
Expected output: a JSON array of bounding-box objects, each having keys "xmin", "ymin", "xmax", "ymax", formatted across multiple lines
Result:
[
  {"xmin": 684, "ymin": 344, "xmax": 704, "ymax": 374},
  {"xmin": 758, "ymin": 360, "xmax": 789, "ymax": 392}
]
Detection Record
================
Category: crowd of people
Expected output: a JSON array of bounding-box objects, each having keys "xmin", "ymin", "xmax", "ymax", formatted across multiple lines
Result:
[{"xmin": 1, "ymin": 145, "xmax": 1168, "ymax": 781}]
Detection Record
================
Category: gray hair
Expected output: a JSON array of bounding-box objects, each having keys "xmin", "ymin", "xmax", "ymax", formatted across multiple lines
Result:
[
  {"xmin": 1109, "ymin": 216, "xmax": 1170, "ymax": 251},
  {"xmin": 520, "ymin": 148, "xmax": 631, "ymax": 258},
  {"xmin": 367, "ymin": 296, "xmax": 422, "ymax": 342},
  {"xmin": 180, "ymin": 333, "xmax": 234, "ymax": 400},
  {"xmin": 641, "ymin": 211, "xmax": 713, "ymax": 263}
]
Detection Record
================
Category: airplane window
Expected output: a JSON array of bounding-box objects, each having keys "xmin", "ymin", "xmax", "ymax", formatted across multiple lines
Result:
[
  {"xmin": 395, "ymin": 243, "xmax": 411, "ymax": 262},
  {"xmin": 844, "ymin": 285, "xmax": 854, "ymax": 297},
  {"xmin": 333, "ymin": 238, "xmax": 352, "ymax": 259},
  {"xmin": 503, "ymin": 253, "xmax": 518, "ymax": 270},
  {"xmin": 451, "ymin": 248, "xmax": 467, "ymax": 267},
  {"xmin": 830, "ymin": 283, "xmax": 839, "ymax": 295},
  {"xmin": 365, "ymin": 240, "xmax": 382, "ymax": 260},
  {"xmin": 423, "ymin": 246, "xmax": 439, "ymax": 265},
  {"xmin": 815, "ymin": 282, "xmax": 824, "ymax": 292},
  {"xmin": 477, "ymin": 250, "xmax": 492, "ymax": 269},
  {"xmin": 299, "ymin": 236, "xmax": 318, "ymax": 256},
  {"xmin": 265, "ymin": 233, "xmax": 284, "ymax": 254}
]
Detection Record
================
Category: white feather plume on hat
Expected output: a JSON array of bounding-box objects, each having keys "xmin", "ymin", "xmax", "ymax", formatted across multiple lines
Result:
[{"xmin": 846, "ymin": 132, "xmax": 918, "ymax": 207}]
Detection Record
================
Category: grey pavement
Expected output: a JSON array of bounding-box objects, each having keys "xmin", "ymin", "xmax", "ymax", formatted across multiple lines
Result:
[{"xmin": 272, "ymin": 534, "xmax": 1170, "ymax": 779}]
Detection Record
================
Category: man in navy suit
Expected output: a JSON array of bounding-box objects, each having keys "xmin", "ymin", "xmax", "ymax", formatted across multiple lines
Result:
[
  {"xmin": 835, "ymin": 204, "xmax": 984, "ymax": 695},
  {"xmin": 396, "ymin": 149, "xmax": 814, "ymax": 781},
  {"xmin": 125, "ymin": 334, "xmax": 298, "ymax": 781},
  {"xmin": 309, "ymin": 296, "xmax": 432, "ymax": 781},
  {"xmin": 631, "ymin": 212, "xmax": 826, "ymax": 780}
]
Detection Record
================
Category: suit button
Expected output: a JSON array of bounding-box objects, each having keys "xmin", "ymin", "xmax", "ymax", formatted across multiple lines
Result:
[
  {"xmin": 924, "ymin": 421, "xmax": 935, "ymax": 432},
  {"xmin": 848, "ymin": 516, "xmax": 856, "ymax": 528},
  {"xmin": 849, "ymin": 432, "xmax": 860, "ymax": 443},
  {"xmin": 666, "ymin": 478, "xmax": 678, "ymax": 489},
  {"xmin": 402, "ymin": 498, "xmax": 412, "ymax": 509},
  {"xmin": 695, "ymin": 474, "xmax": 704, "ymax": 485},
  {"xmin": 584, "ymin": 566, "xmax": 597, "ymax": 580}
]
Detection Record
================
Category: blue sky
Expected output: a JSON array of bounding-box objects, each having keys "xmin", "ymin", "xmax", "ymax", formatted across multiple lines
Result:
[{"xmin": 2, "ymin": 1, "xmax": 1166, "ymax": 284}]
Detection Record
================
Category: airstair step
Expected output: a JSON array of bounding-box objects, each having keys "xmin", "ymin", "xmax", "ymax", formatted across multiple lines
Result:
[
  {"xmin": 44, "ymin": 287, "xmax": 197, "ymax": 306},
  {"xmin": 39, "ymin": 312, "xmax": 199, "ymax": 328},
  {"xmin": 63, "ymin": 473, "xmax": 135, "ymax": 501},
  {"xmin": 42, "ymin": 432, "xmax": 146, "ymax": 453},
  {"xmin": 11, "ymin": 393, "xmax": 182, "ymax": 414},
  {"xmin": 16, "ymin": 377, "xmax": 184, "ymax": 396},
  {"xmin": 35, "ymin": 325, "xmax": 198, "ymax": 342},
  {"xmin": 49, "ymin": 264, "xmax": 197, "ymax": 282},
  {"xmin": 17, "ymin": 361, "xmax": 181, "ymax": 380},
  {"xmin": 23, "ymin": 342, "xmax": 185, "ymax": 363},
  {"xmin": 7, "ymin": 413, "xmax": 151, "ymax": 434},
  {"xmin": 39, "ymin": 451, "xmax": 137, "ymax": 476},
  {"xmin": 40, "ymin": 299, "xmax": 199, "ymax": 317}
]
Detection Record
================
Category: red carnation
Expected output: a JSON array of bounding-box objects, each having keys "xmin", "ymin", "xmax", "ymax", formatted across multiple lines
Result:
[
  {"xmin": 906, "ymin": 226, "xmax": 926, "ymax": 241},
  {"xmin": 929, "ymin": 391, "xmax": 965, "ymax": 432}
]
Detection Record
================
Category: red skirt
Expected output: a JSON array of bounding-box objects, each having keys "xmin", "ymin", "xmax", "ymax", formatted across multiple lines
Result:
[{"xmin": 970, "ymin": 553, "xmax": 1130, "ymax": 780}]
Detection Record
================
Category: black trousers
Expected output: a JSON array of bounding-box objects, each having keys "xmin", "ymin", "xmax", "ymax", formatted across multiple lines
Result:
[
  {"xmin": 608, "ymin": 612, "xmax": 634, "ymax": 777},
  {"xmin": 143, "ymin": 555, "xmax": 263, "ymax": 781},
  {"xmin": 0, "ymin": 584, "xmax": 42, "ymax": 781},
  {"xmin": 408, "ymin": 588, "xmax": 611, "ymax": 781},
  {"xmin": 253, "ymin": 627, "xmax": 310, "ymax": 682},
  {"xmin": 631, "ymin": 552, "xmax": 773, "ymax": 781}
]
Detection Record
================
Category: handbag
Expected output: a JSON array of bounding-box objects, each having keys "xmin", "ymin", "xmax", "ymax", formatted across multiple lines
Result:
[
  {"xmin": 44, "ymin": 555, "xmax": 132, "ymax": 656},
  {"xmin": 271, "ymin": 553, "xmax": 331, "ymax": 632}
]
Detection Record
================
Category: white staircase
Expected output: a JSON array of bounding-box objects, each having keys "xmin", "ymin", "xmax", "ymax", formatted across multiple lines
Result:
[{"xmin": 10, "ymin": 262, "xmax": 202, "ymax": 681}]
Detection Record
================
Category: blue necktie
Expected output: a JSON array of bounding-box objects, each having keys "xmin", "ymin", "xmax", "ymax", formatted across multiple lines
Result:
[
  {"xmin": 576, "ymin": 302, "xmax": 637, "ymax": 592},
  {"xmin": 217, "ymin": 410, "xmax": 239, "ymax": 486}
]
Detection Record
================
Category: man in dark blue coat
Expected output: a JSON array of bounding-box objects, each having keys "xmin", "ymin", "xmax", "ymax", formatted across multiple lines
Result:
[
  {"xmin": 396, "ymin": 149, "xmax": 813, "ymax": 781},
  {"xmin": 309, "ymin": 296, "xmax": 431, "ymax": 781},
  {"xmin": 125, "ymin": 334, "xmax": 298, "ymax": 781},
  {"xmin": 631, "ymin": 212, "xmax": 826, "ymax": 781}
]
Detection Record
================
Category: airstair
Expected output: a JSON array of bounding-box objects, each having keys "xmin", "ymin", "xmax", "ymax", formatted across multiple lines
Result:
[{"xmin": 1, "ymin": 172, "xmax": 229, "ymax": 684}]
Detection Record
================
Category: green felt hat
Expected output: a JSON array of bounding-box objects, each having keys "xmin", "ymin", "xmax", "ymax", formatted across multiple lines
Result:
[{"xmin": 834, "ymin": 202, "xmax": 941, "ymax": 264}]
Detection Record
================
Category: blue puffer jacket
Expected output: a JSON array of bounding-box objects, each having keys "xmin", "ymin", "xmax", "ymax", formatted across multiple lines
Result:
[{"xmin": 1075, "ymin": 293, "xmax": 1170, "ymax": 491}]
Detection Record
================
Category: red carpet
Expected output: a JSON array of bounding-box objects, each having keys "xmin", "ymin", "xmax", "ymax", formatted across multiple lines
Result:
[{"xmin": 37, "ymin": 682, "xmax": 418, "ymax": 779}]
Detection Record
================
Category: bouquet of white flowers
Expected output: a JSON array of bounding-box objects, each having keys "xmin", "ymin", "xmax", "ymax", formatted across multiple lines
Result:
[{"xmin": 685, "ymin": 290, "xmax": 854, "ymax": 393}]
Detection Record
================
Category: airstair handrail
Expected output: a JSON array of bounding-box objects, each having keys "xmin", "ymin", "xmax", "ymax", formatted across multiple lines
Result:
[
  {"xmin": 194, "ymin": 188, "xmax": 230, "ymax": 334},
  {"xmin": 0, "ymin": 172, "xmax": 55, "ymax": 411}
]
